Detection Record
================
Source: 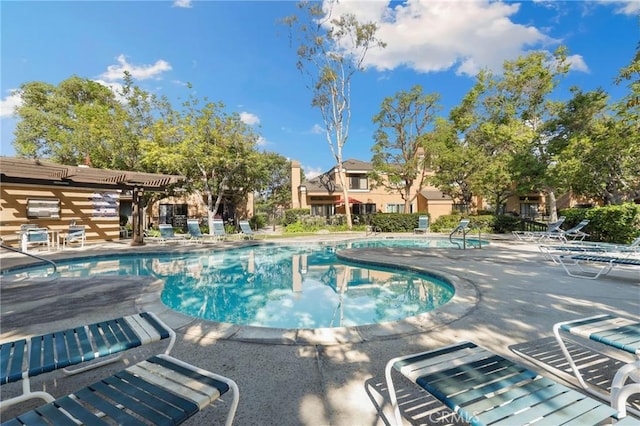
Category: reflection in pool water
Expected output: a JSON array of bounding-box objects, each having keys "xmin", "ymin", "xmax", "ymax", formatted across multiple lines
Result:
[{"xmin": 4, "ymin": 239, "xmax": 460, "ymax": 328}]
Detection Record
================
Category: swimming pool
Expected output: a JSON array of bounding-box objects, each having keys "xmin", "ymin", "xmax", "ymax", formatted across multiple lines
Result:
[{"xmin": 3, "ymin": 238, "xmax": 479, "ymax": 328}]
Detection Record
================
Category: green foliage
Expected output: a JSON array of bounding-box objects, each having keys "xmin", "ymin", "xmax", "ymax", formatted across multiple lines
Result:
[
  {"xmin": 283, "ymin": 208, "xmax": 311, "ymax": 226},
  {"xmin": 249, "ymin": 214, "xmax": 267, "ymax": 230},
  {"xmin": 492, "ymin": 215, "xmax": 521, "ymax": 233},
  {"xmin": 430, "ymin": 214, "xmax": 493, "ymax": 233},
  {"xmin": 371, "ymin": 85, "xmax": 441, "ymax": 210},
  {"xmin": 560, "ymin": 203, "xmax": 640, "ymax": 243},
  {"xmin": 367, "ymin": 213, "xmax": 425, "ymax": 232}
]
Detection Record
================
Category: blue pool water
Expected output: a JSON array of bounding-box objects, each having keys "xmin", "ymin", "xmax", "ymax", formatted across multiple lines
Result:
[{"xmin": 3, "ymin": 238, "xmax": 475, "ymax": 328}]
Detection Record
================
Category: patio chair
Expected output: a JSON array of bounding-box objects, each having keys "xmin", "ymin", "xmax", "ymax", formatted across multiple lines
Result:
[
  {"xmin": 1, "ymin": 354, "xmax": 239, "ymax": 426},
  {"xmin": 153, "ymin": 224, "xmax": 189, "ymax": 244},
  {"xmin": 61, "ymin": 224, "xmax": 86, "ymax": 249},
  {"xmin": 0, "ymin": 312, "xmax": 176, "ymax": 409},
  {"xmin": 556, "ymin": 253, "xmax": 640, "ymax": 279},
  {"xmin": 559, "ymin": 219, "xmax": 590, "ymax": 241},
  {"xmin": 414, "ymin": 215, "xmax": 429, "ymax": 234},
  {"xmin": 553, "ymin": 314, "xmax": 640, "ymax": 418},
  {"xmin": 238, "ymin": 220, "xmax": 255, "ymax": 239},
  {"xmin": 186, "ymin": 219, "xmax": 217, "ymax": 244},
  {"xmin": 212, "ymin": 218, "xmax": 230, "ymax": 241},
  {"xmin": 20, "ymin": 228, "xmax": 50, "ymax": 252},
  {"xmin": 513, "ymin": 216, "xmax": 566, "ymax": 241},
  {"xmin": 385, "ymin": 341, "xmax": 635, "ymax": 426}
]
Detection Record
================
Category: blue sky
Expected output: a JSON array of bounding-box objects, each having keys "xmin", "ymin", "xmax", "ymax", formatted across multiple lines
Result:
[{"xmin": 1, "ymin": 1, "xmax": 638, "ymax": 178}]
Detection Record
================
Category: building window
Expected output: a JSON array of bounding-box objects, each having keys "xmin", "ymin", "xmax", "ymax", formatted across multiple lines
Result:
[
  {"xmin": 520, "ymin": 203, "xmax": 540, "ymax": 219},
  {"xmin": 159, "ymin": 203, "xmax": 188, "ymax": 228},
  {"xmin": 386, "ymin": 203, "xmax": 405, "ymax": 213},
  {"xmin": 353, "ymin": 203, "xmax": 376, "ymax": 215},
  {"xmin": 311, "ymin": 204, "xmax": 334, "ymax": 218},
  {"xmin": 27, "ymin": 198, "xmax": 60, "ymax": 219},
  {"xmin": 348, "ymin": 175, "xmax": 368, "ymax": 190}
]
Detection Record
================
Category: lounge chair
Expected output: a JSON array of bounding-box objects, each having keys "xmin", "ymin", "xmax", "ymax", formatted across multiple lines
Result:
[
  {"xmin": 0, "ymin": 312, "xmax": 175, "ymax": 409},
  {"xmin": 513, "ymin": 216, "xmax": 566, "ymax": 241},
  {"xmin": 61, "ymin": 224, "xmax": 86, "ymax": 249},
  {"xmin": 187, "ymin": 219, "xmax": 217, "ymax": 244},
  {"xmin": 559, "ymin": 219, "xmax": 590, "ymax": 241},
  {"xmin": 148, "ymin": 224, "xmax": 188, "ymax": 244},
  {"xmin": 385, "ymin": 341, "xmax": 635, "ymax": 426},
  {"xmin": 553, "ymin": 314, "xmax": 640, "ymax": 418},
  {"xmin": 20, "ymin": 228, "xmax": 50, "ymax": 252},
  {"xmin": 556, "ymin": 253, "xmax": 640, "ymax": 279},
  {"xmin": 1, "ymin": 354, "xmax": 239, "ymax": 426},
  {"xmin": 213, "ymin": 219, "xmax": 230, "ymax": 241},
  {"xmin": 414, "ymin": 215, "xmax": 429, "ymax": 234},
  {"xmin": 238, "ymin": 220, "xmax": 255, "ymax": 239}
]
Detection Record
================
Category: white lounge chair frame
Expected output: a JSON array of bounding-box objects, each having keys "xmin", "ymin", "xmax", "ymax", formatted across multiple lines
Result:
[
  {"xmin": 238, "ymin": 220, "xmax": 255, "ymax": 239},
  {"xmin": 414, "ymin": 215, "xmax": 429, "ymax": 234},
  {"xmin": 0, "ymin": 312, "xmax": 176, "ymax": 409},
  {"xmin": 553, "ymin": 314, "xmax": 640, "ymax": 418},
  {"xmin": 556, "ymin": 253, "xmax": 640, "ymax": 279},
  {"xmin": 385, "ymin": 340, "xmax": 633, "ymax": 425},
  {"xmin": 2, "ymin": 354, "xmax": 239, "ymax": 426},
  {"xmin": 61, "ymin": 224, "xmax": 86, "ymax": 248},
  {"xmin": 513, "ymin": 216, "xmax": 566, "ymax": 241}
]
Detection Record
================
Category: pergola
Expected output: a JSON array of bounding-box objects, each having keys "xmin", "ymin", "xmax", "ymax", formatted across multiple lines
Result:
[{"xmin": 0, "ymin": 157, "xmax": 185, "ymax": 245}]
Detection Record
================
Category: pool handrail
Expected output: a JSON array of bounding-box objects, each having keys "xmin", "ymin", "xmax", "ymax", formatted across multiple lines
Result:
[
  {"xmin": 1, "ymin": 239, "xmax": 58, "ymax": 277},
  {"xmin": 449, "ymin": 219, "xmax": 473, "ymax": 249}
]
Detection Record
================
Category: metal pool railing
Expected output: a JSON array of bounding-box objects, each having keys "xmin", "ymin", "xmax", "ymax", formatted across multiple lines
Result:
[{"xmin": 0, "ymin": 240, "xmax": 58, "ymax": 277}]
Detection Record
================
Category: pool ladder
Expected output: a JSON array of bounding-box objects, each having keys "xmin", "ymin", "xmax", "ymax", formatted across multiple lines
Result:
[
  {"xmin": 449, "ymin": 220, "xmax": 482, "ymax": 250},
  {"xmin": 1, "ymin": 240, "xmax": 58, "ymax": 277}
]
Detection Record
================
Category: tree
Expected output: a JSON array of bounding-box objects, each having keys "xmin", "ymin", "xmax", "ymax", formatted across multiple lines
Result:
[
  {"xmin": 283, "ymin": 0, "xmax": 385, "ymax": 229},
  {"xmin": 13, "ymin": 76, "xmax": 122, "ymax": 165},
  {"xmin": 428, "ymin": 118, "xmax": 479, "ymax": 209},
  {"xmin": 143, "ymin": 94, "xmax": 262, "ymax": 233},
  {"xmin": 370, "ymin": 85, "xmax": 440, "ymax": 213},
  {"xmin": 254, "ymin": 153, "xmax": 292, "ymax": 230},
  {"xmin": 552, "ymin": 87, "xmax": 640, "ymax": 204}
]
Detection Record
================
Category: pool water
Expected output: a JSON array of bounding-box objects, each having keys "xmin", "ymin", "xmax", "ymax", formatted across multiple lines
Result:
[{"xmin": 3, "ymin": 238, "xmax": 469, "ymax": 328}]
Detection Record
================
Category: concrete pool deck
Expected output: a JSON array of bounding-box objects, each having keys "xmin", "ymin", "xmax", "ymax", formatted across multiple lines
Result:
[{"xmin": 1, "ymin": 233, "xmax": 638, "ymax": 425}]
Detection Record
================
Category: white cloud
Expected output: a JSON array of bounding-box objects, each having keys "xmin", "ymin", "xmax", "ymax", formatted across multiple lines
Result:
[
  {"xmin": 566, "ymin": 54, "xmax": 589, "ymax": 73},
  {"xmin": 311, "ymin": 123, "xmax": 324, "ymax": 134},
  {"xmin": 93, "ymin": 80, "xmax": 126, "ymax": 102},
  {"xmin": 256, "ymin": 136, "xmax": 267, "ymax": 146},
  {"xmin": 173, "ymin": 0, "xmax": 192, "ymax": 8},
  {"xmin": 597, "ymin": 0, "xmax": 640, "ymax": 15},
  {"xmin": 324, "ymin": 0, "xmax": 557, "ymax": 76},
  {"xmin": 240, "ymin": 111, "xmax": 260, "ymax": 125},
  {"xmin": 0, "ymin": 90, "xmax": 23, "ymax": 118},
  {"xmin": 100, "ymin": 54, "xmax": 172, "ymax": 82},
  {"xmin": 303, "ymin": 165, "xmax": 324, "ymax": 179}
]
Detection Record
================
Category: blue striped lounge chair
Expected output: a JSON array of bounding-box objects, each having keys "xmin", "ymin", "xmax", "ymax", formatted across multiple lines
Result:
[
  {"xmin": 0, "ymin": 354, "xmax": 239, "ymax": 426},
  {"xmin": 0, "ymin": 312, "xmax": 175, "ymax": 409},
  {"xmin": 238, "ymin": 220, "xmax": 255, "ymax": 239},
  {"xmin": 414, "ymin": 215, "xmax": 429, "ymax": 234},
  {"xmin": 186, "ymin": 219, "xmax": 217, "ymax": 243},
  {"xmin": 553, "ymin": 314, "xmax": 640, "ymax": 419},
  {"xmin": 385, "ymin": 341, "xmax": 636, "ymax": 425}
]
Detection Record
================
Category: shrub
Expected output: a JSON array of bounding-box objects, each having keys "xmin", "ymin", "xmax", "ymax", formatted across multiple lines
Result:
[
  {"xmin": 561, "ymin": 203, "xmax": 640, "ymax": 243},
  {"xmin": 368, "ymin": 213, "xmax": 427, "ymax": 232},
  {"xmin": 283, "ymin": 208, "xmax": 311, "ymax": 226},
  {"xmin": 249, "ymin": 214, "xmax": 267, "ymax": 230},
  {"xmin": 492, "ymin": 215, "xmax": 521, "ymax": 233}
]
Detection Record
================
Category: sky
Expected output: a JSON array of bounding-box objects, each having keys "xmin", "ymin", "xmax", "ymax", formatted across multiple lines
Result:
[{"xmin": 1, "ymin": 1, "xmax": 638, "ymax": 179}]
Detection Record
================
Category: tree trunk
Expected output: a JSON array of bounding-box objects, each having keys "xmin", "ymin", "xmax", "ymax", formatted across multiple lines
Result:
[
  {"xmin": 336, "ymin": 168, "xmax": 352, "ymax": 230},
  {"xmin": 547, "ymin": 190, "xmax": 558, "ymax": 222}
]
